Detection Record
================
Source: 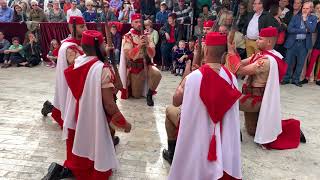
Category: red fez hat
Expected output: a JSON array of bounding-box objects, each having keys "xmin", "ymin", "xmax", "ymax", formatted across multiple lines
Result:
[
  {"xmin": 205, "ymin": 32, "xmax": 227, "ymax": 46},
  {"xmin": 131, "ymin": 13, "xmax": 142, "ymax": 21},
  {"xmin": 81, "ymin": 30, "xmax": 104, "ymax": 46},
  {"xmin": 68, "ymin": 16, "xmax": 85, "ymax": 25},
  {"xmin": 259, "ymin": 27, "xmax": 278, "ymax": 37},
  {"xmin": 203, "ymin": 20, "xmax": 214, "ymax": 28},
  {"xmin": 108, "ymin": 21, "xmax": 123, "ymax": 32}
]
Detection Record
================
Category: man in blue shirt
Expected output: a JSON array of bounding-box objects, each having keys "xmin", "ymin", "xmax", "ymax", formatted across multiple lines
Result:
[
  {"xmin": 156, "ymin": 2, "xmax": 170, "ymax": 24},
  {"xmin": 0, "ymin": 0, "xmax": 13, "ymax": 22},
  {"xmin": 282, "ymin": 1, "xmax": 317, "ymax": 87}
]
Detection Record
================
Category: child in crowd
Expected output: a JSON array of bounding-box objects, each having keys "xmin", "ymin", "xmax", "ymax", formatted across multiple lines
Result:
[
  {"xmin": 2, "ymin": 37, "xmax": 25, "ymax": 68},
  {"xmin": 172, "ymin": 40, "xmax": 192, "ymax": 76},
  {"xmin": 46, "ymin": 39, "xmax": 60, "ymax": 68}
]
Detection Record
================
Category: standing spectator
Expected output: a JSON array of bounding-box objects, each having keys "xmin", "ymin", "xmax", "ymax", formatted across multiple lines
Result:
[
  {"xmin": 110, "ymin": 23, "xmax": 121, "ymax": 64},
  {"xmin": 1, "ymin": 37, "xmax": 24, "ymax": 68},
  {"xmin": 47, "ymin": 0, "xmax": 66, "ymax": 22},
  {"xmin": 173, "ymin": 0, "xmax": 192, "ymax": 24},
  {"xmin": 100, "ymin": 1, "xmax": 118, "ymax": 22},
  {"xmin": 29, "ymin": 0, "xmax": 47, "ymax": 22},
  {"xmin": 269, "ymin": 4, "xmax": 287, "ymax": 56},
  {"xmin": 145, "ymin": 19, "xmax": 159, "ymax": 46},
  {"xmin": 236, "ymin": 2, "xmax": 249, "ymax": 33},
  {"xmin": 129, "ymin": 0, "xmax": 140, "ymax": 13},
  {"xmin": 279, "ymin": 0, "xmax": 290, "ymax": 19},
  {"xmin": 242, "ymin": 0, "xmax": 278, "ymax": 57},
  {"xmin": 63, "ymin": 0, "xmax": 72, "ymax": 14},
  {"xmin": 159, "ymin": 13, "xmax": 181, "ymax": 71},
  {"xmin": 66, "ymin": 0, "xmax": 82, "ymax": 22},
  {"xmin": 0, "ymin": 0, "xmax": 13, "ymax": 22},
  {"xmin": 282, "ymin": 1, "xmax": 317, "ymax": 87},
  {"xmin": 199, "ymin": 4, "xmax": 214, "ymax": 21},
  {"xmin": 109, "ymin": 0, "xmax": 123, "ymax": 13},
  {"xmin": 83, "ymin": 0, "xmax": 98, "ymax": 22},
  {"xmin": 283, "ymin": 0, "xmax": 302, "ymax": 27},
  {"xmin": 46, "ymin": 39, "xmax": 59, "ymax": 68},
  {"xmin": 118, "ymin": 1, "xmax": 134, "ymax": 23},
  {"xmin": 140, "ymin": 0, "xmax": 156, "ymax": 21},
  {"xmin": 77, "ymin": 0, "xmax": 86, "ymax": 13},
  {"xmin": 156, "ymin": 2, "xmax": 170, "ymax": 24},
  {"xmin": 12, "ymin": 4, "xmax": 27, "ymax": 22},
  {"xmin": 300, "ymin": 3, "xmax": 320, "ymax": 86},
  {"xmin": 0, "ymin": 31, "xmax": 10, "ymax": 63},
  {"xmin": 22, "ymin": 32, "xmax": 41, "ymax": 67},
  {"xmin": 155, "ymin": 0, "xmax": 161, "ymax": 13}
]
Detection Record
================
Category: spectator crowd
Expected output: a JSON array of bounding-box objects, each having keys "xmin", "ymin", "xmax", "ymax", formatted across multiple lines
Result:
[{"xmin": 0, "ymin": 0, "xmax": 320, "ymax": 86}]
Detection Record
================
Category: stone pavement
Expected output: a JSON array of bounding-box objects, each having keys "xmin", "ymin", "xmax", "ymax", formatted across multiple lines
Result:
[{"xmin": 0, "ymin": 65, "xmax": 319, "ymax": 180}]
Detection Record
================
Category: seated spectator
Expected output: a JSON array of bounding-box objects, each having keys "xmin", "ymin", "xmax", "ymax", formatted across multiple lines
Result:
[
  {"xmin": 144, "ymin": 19, "xmax": 159, "ymax": 46},
  {"xmin": 282, "ymin": 1, "xmax": 317, "ymax": 87},
  {"xmin": 173, "ymin": 0, "xmax": 192, "ymax": 24},
  {"xmin": 46, "ymin": 39, "xmax": 59, "ymax": 68},
  {"xmin": 1, "ymin": 37, "xmax": 24, "ymax": 68},
  {"xmin": 188, "ymin": 38, "xmax": 195, "ymax": 52},
  {"xmin": 199, "ymin": 4, "xmax": 214, "ymax": 21},
  {"xmin": 47, "ymin": 0, "xmax": 66, "ymax": 22},
  {"xmin": 141, "ymin": 0, "xmax": 156, "ymax": 21},
  {"xmin": 109, "ymin": 0, "xmax": 123, "ymax": 13},
  {"xmin": 29, "ymin": 0, "xmax": 47, "ymax": 22},
  {"xmin": 22, "ymin": 32, "xmax": 41, "ymax": 67},
  {"xmin": 83, "ymin": 0, "xmax": 98, "ymax": 22},
  {"xmin": 100, "ymin": 1, "xmax": 118, "ymax": 22},
  {"xmin": 236, "ymin": 2, "xmax": 249, "ymax": 33},
  {"xmin": 118, "ymin": 1, "xmax": 134, "ymax": 23},
  {"xmin": 0, "ymin": 31, "xmax": 10, "ymax": 63},
  {"xmin": 77, "ymin": 0, "xmax": 87, "ymax": 13},
  {"xmin": 9, "ymin": 0, "xmax": 30, "ymax": 15},
  {"xmin": 109, "ymin": 23, "xmax": 122, "ymax": 64},
  {"xmin": 156, "ymin": 2, "xmax": 170, "ymax": 24},
  {"xmin": 44, "ymin": 1, "xmax": 53, "ymax": 16},
  {"xmin": 172, "ymin": 40, "xmax": 192, "ymax": 76},
  {"xmin": 193, "ymin": 17, "xmax": 202, "ymax": 38},
  {"xmin": 63, "ymin": 0, "xmax": 72, "ymax": 14},
  {"xmin": 66, "ymin": 0, "xmax": 82, "ymax": 22},
  {"xmin": 0, "ymin": 0, "xmax": 14, "ymax": 22},
  {"xmin": 12, "ymin": 4, "xmax": 27, "ymax": 22}
]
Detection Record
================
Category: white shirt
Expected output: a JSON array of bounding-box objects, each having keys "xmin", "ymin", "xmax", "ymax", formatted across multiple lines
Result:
[
  {"xmin": 280, "ymin": 8, "xmax": 289, "ymax": 19},
  {"xmin": 66, "ymin": 8, "xmax": 83, "ymax": 22},
  {"xmin": 246, "ymin": 13, "xmax": 261, "ymax": 40}
]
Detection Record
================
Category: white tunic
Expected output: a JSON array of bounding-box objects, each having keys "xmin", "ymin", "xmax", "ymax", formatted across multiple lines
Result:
[{"xmin": 168, "ymin": 67, "xmax": 242, "ymax": 180}]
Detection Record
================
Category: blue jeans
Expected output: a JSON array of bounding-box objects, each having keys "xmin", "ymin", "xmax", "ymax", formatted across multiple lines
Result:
[{"xmin": 283, "ymin": 40, "xmax": 308, "ymax": 83}]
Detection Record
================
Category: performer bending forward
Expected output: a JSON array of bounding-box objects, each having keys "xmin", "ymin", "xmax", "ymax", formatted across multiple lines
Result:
[
  {"xmin": 119, "ymin": 13, "xmax": 162, "ymax": 106},
  {"xmin": 42, "ymin": 30, "xmax": 131, "ymax": 180},
  {"xmin": 41, "ymin": 16, "xmax": 87, "ymax": 128},
  {"xmin": 226, "ymin": 27, "xmax": 306, "ymax": 149}
]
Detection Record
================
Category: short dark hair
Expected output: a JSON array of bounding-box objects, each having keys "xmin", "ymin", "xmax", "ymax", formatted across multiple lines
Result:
[
  {"xmin": 269, "ymin": 4, "xmax": 280, "ymax": 16},
  {"xmin": 82, "ymin": 44, "xmax": 96, "ymax": 55},
  {"xmin": 208, "ymin": 45, "xmax": 227, "ymax": 59},
  {"xmin": 202, "ymin": 4, "xmax": 209, "ymax": 9},
  {"xmin": 12, "ymin": 37, "xmax": 20, "ymax": 42}
]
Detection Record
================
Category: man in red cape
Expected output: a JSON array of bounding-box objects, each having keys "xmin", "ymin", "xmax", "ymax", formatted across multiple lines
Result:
[
  {"xmin": 226, "ymin": 27, "xmax": 306, "ymax": 149},
  {"xmin": 168, "ymin": 32, "xmax": 242, "ymax": 180},
  {"xmin": 42, "ymin": 30, "xmax": 131, "ymax": 180},
  {"xmin": 41, "ymin": 16, "xmax": 87, "ymax": 129}
]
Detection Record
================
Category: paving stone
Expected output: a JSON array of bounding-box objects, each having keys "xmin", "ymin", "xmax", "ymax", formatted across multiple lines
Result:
[{"xmin": 0, "ymin": 65, "xmax": 319, "ymax": 179}]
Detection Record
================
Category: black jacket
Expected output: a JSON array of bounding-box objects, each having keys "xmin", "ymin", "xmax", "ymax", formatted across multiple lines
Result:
[
  {"xmin": 242, "ymin": 11, "xmax": 279, "ymax": 35},
  {"xmin": 159, "ymin": 23, "xmax": 182, "ymax": 44}
]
